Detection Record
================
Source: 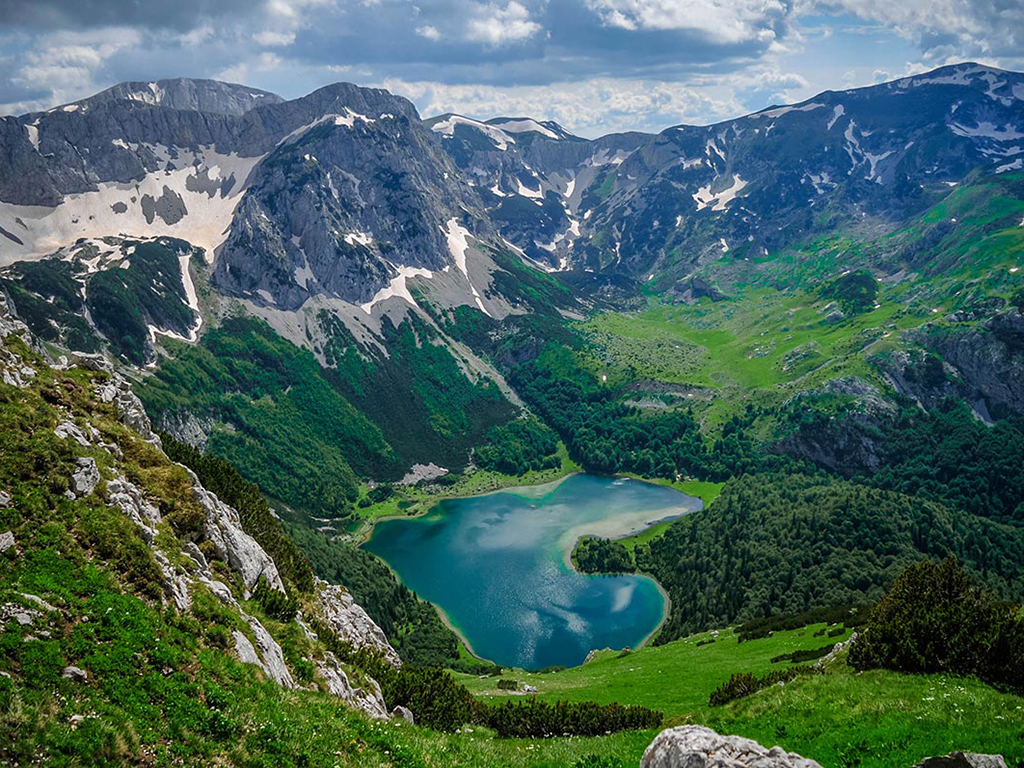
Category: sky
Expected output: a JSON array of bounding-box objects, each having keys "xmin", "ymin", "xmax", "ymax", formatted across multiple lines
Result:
[{"xmin": 0, "ymin": 0, "xmax": 1022, "ymax": 137}]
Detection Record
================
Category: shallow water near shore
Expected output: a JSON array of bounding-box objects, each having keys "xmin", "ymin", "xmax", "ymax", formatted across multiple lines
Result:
[{"xmin": 364, "ymin": 474, "xmax": 702, "ymax": 669}]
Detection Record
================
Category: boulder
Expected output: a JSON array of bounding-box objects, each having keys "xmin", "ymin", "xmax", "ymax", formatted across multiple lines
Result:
[
  {"xmin": 913, "ymin": 754, "xmax": 1007, "ymax": 768},
  {"xmin": 316, "ymin": 651, "xmax": 389, "ymax": 720},
  {"xmin": 61, "ymin": 666, "xmax": 88, "ymax": 683},
  {"xmin": 71, "ymin": 457, "xmax": 100, "ymax": 497},
  {"xmin": 641, "ymin": 725, "xmax": 823, "ymax": 768},
  {"xmin": 184, "ymin": 467, "xmax": 283, "ymax": 595},
  {"xmin": 0, "ymin": 491, "xmax": 11, "ymax": 507},
  {"xmin": 0, "ymin": 531, "xmax": 15, "ymax": 553},
  {"xmin": 392, "ymin": 705, "xmax": 415, "ymax": 724}
]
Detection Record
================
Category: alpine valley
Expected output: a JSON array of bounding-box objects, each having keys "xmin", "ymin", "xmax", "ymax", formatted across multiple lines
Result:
[{"xmin": 1, "ymin": 63, "xmax": 1023, "ymax": 768}]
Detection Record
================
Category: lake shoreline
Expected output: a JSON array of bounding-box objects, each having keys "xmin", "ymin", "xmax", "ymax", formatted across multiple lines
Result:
[{"xmin": 361, "ymin": 473, "xmax": 701, "ymax": 669}]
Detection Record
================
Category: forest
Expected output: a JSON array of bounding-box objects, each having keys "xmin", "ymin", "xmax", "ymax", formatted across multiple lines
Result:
[{"xmin": 635, "ymin": 473, "xmax": 1024, "ymax": 642}]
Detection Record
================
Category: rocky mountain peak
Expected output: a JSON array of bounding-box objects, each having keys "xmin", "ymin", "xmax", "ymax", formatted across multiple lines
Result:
[{"xmin": 60, "ymin": 77, "xmax": 284, "ymax": 117}]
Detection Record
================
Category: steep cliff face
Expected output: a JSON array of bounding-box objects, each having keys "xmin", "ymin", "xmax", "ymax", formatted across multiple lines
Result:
[
  {"xmin": 213, "ymin": 85, "xmax": 490, "ymax": 309},
  {"xmin": 913, "ymin": 310, "xmax": 1024, "ymax": 420}
]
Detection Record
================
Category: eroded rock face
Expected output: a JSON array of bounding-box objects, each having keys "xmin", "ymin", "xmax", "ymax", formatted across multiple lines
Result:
[
  {"xmin": 641, "ymin": 726, "xmax": 823, "ymax": 768},
  {"xmin": 96, "ymin": 375, "xmax": 162, "ymax": 445},
  {"xmin": 315, "ymin": 580, "xmax": 402, "ymax": 668}
]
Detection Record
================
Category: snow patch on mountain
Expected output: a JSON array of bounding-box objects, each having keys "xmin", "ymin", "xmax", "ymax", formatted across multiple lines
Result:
[
  {"xmin": 24, "ymin": 123, "xmax": 39, "ymax": 152},
  {"xmin": 827, "ymin": 105, "xmax": 845, "ymax": 130},
  {"xmin": 692, "ymin": 175, "xmax": 747, "ymax": 212},
  {"xmin": 0, "ymin": 146, "xmax": 262, "ymax": 265},
  {"xmin": 359, "ymin": 266, "xmax": 434, "ymax": 313},
  {"xmin": 431, "ymin": 114, "xmax": 512, "ymax": 151},
  {"xmin": 488, "ymin": 118, "xmax": 559, "ymax": 139},
  {"xmin": 950, "ymin": 121, "xmax": 1024, "ymax": 141},
  {"xmin": 443, "ymin": 218, "xmax": 489, "ymax": 315},
  {"xmin": 759, "ymin": 102, "xmax": 826, "ymax": 119}
]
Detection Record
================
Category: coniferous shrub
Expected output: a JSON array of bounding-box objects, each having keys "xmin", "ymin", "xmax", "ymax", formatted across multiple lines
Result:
[
  {"xmin": 252, "ymin": 577, "xmax": 298, "ymax": 623},
  {"xmin": 709, "ymin": 665, "xmax": 820, "ymax": 706},
  {"xmin": 483, "ymin": 698, "xmax": 662, "ymax": 738},
  {"xmin": 849, "ymin": 558, "xmax": 1024, "ymax": 692}
]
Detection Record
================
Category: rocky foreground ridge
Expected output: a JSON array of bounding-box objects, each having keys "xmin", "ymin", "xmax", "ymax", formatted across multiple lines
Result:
[
  {"xmin": 0, "ymin": 294, "xmax": 400, "ymax": 721},
  {"xmin": 641, "ymin": 726, "xmax": 1008, "ymax": 768}
]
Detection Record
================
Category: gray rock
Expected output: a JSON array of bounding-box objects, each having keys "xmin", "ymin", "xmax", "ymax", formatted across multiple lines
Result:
[
  {"xmin": 0, "ymin": 491, "xmax": 11, "ymax": 507},
  {"xmin": 71, "ymin": 457, "xmax": 100, "ymax": 497},
  {"xmin": 245, "ymin": 615, "xmax": 295, "ymax": 688},
  {"xmin": 316, "ymin": 651, "xmax": 389, "ymax": 720},
  {"xmin": 315, "ymin": 581, "xmax": 402, "ymax": 668},
  {"xmin": 230, "ymin": 615, "xmax": 296, "ymax": 689},
  {"xmin": 392, "ymin": 705, "xmax": 415, "ymax": 724},
  {"xmin": 233, "ymin": 630, "xmax": 262, "ymax": 667},
  {"xmin": 54, "ymin": 420, "xmax": 90, "ymax": 448},
  {"xmin": 0, "ymin": 531, "xmax": 15, "ymax": 553},
  {"xmin": 913, "ymin": 754, "xmax": 1008, "ymax": 768},
  {"xmin": 184, "ymin": 467, "xmax": 283, "ymax": 594},
  {"xmin": 106, "ymin": 473, "xmax": 162, "ymax": 542},
  {"xmin": 641, "ymin": 725, "xmax": 823, "ymax": 768},
  {"xmin": 61, "ymin": 666, "xmax": 88, "ymax": 683},
  {"xmin": 96, "ymin": 376, "xmax": 161, "ymax": 445},
  {"xmin": 19, "ymin": 593, "xmax": 58, "ymax": 613}
]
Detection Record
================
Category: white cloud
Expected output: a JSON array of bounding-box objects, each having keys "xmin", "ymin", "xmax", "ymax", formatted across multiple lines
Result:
[
  {"xmin": 383, "ymin": 75, "xmax": 744, "ymax": 135},
  {"xmin": 254, "ymin": 30, "xmax": 297, "ymax": 47},
  {"xmin": 416, "ymin": 24, "xmax": 442, "ymax": 40},
  {"xmin": 585, "ymin": 0, "xmax": 788, "ymax": 45},
  {"xmin": 807, "ymin": 0, "xmax": 1024, "ymax": 59},
  {"xmin": 465, "ymin": 1, "xmax": 542, "ymax": 46}
]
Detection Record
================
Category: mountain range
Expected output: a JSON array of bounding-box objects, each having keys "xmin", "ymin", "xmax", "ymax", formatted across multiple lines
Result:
[{"xmin": 1, "ymin": 60, "xmax": 1023, "ymax": 767}]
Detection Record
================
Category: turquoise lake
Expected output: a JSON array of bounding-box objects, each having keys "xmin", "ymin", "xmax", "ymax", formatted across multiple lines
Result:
[{"xmin": 364, "ymin": 474, "xmax": 702, "ymax": 670}]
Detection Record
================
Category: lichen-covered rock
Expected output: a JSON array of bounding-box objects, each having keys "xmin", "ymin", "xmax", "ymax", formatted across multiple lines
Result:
[
  {"xmin": 641, "ymin": 726, "xmax": 823, "ymax": 768},
  {"xmin": 0, "ymin": 531, "xmax": 15, "ymax": 553},
  {"xmin": 0, "ymin": 491, "xmax": 11, "ymax": 508},
  {"xmin": 316, "ymin": 651, "xmax": 389, "ymax": 720},
  {"xmin": 315, "ymin": 580, "xmax": 401, "ymax": 668},
  {"xmin": 913, "ymin": 753, "xmax": 1008, "ymax": 768},
  {"xmin": 71, "ymin": 457, "xmax": 100, "ymax": 497}
]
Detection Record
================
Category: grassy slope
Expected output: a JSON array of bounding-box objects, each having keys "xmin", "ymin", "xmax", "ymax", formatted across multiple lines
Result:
[
  {"xmin": 577, "ymin": 176, "xmax": 1024, "ymax": 433},
  {"xmin": 457, "ymin": 625, "xmax": 1024, "ymax": 768}
]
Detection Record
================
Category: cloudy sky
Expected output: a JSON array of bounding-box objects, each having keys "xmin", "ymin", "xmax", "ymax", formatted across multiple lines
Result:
[{"xmin": 0, "ymin": 0, "xmax": 1022, "ymax": 136}]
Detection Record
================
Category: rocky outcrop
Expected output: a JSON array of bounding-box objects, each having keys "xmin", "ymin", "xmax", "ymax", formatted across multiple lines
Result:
[
  {"xmin": 912, "ymin": 310, "xmax": 1024, "ymax": 420},
  {"xmin": 913, "ymin": 753, "xmax": 1008, "ymax": 768},
  {"xmin": 641, "ymin": 726, "xmax": 823, "ymax": 768},
  {"xmin": 95, "ymin": 373, "xmax": 162, "ymax": 445},
  {"xmin": 314, "ymin": 581, "xmax": 402, "ymax": 668},
  {"xmin": 70, "ymin": 458, "xmax": 99, "ymax": 497},
  {"xmin": 316, "ymin": 651, "xmax": 389, "ymax": 719},
  {"xmin": 186, "ymin": 466, "xmax": 283, "ymax": 595}
]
